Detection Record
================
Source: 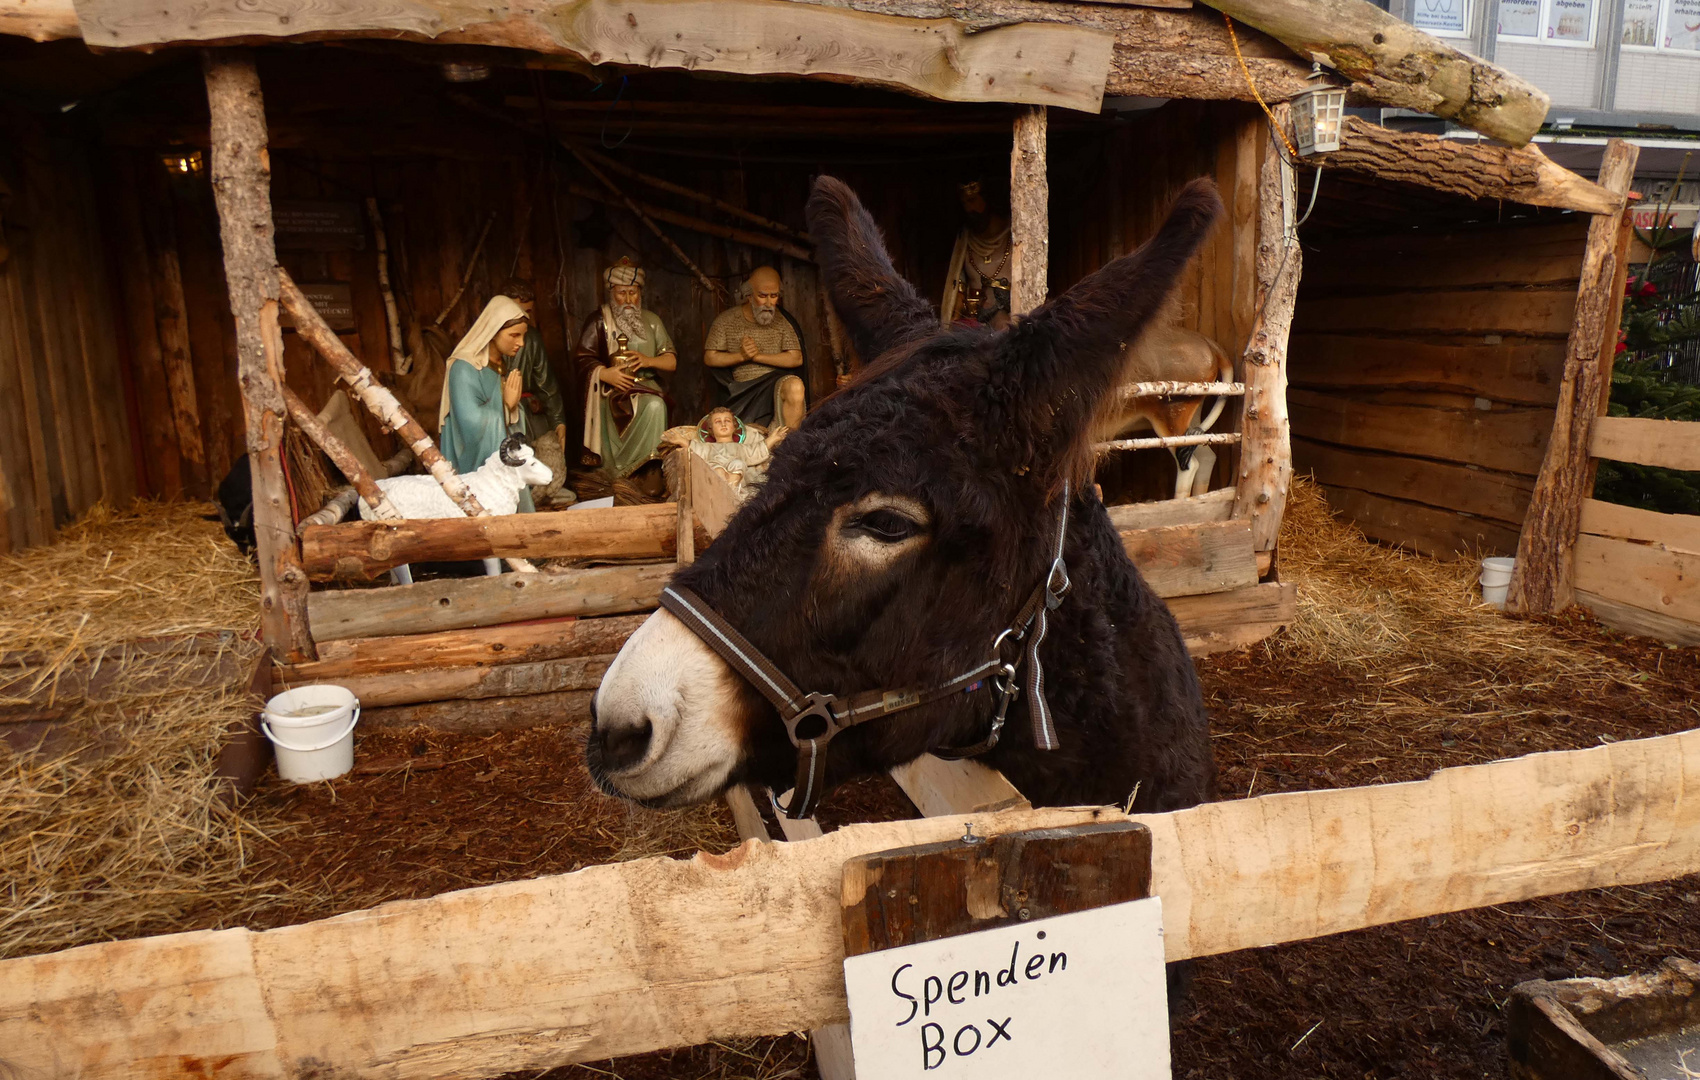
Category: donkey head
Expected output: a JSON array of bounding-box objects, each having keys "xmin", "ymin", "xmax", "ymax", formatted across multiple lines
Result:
[{"xmin": 588, "ymin": 176, "xmax": 1223, "ymax": 808}]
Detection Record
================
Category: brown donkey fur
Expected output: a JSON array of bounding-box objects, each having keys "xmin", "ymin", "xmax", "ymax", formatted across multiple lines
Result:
[{"xmin": 591, "ymin": 176, "xmax": 1223, "ymax": 813}]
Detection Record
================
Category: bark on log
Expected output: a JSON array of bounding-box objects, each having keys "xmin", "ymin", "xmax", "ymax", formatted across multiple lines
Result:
[
  {"xmin": 365, "ymin": 197, "xmax": 408, "ymax": 375},
  {"xmin": 281, "ymin": 386, "xmax": 401, "ymax": 522},
  {"xmin": 279, "ymin": 653, "xmax": 614, "ymax": 707},
  {"xmin": 361, "ymin": 688, "xmax": 594, "ymax": 732},
  {"xmin": 1233, "ymin": 110, "xmax": 1300, "ymax": 556},
  {"xmin": 298, "ymin": 502, "xmax": 697, "ymax": 580},
  {"xmin": 306, "ymin": 562, "xmax": 673, "ymax": 641},
  {"xmin": 202, "ymin": 51, "xmax": 316, "ymax": 662},
  {"xmin": 275, "ymin": 267, "xmax": 536, "ymax": 573},
  {"xmin": 1317, "ymin": 117, "xmax": 1619, "ymax": 216},
  {"xmin": 1009, "ymin": 105, "xmax": 1048, "ymax": 316},
  {"xmin": 1208, "ymin": 0, "xmax": 1550, "ymax": 145},
  {"xmin": 277, "ymin": 614, "xmax": 647, "ymax": 682},
  {"xmin": 1507, "ymin": 140, "xmax": 1639, "ymax": 617},
  {"xmin": 297, "ymin": 446, "xmax": 411, "ymax": 533}
]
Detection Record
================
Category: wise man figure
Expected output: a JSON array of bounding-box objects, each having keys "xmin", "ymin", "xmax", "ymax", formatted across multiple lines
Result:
[
  {"xmin": 574, "ymin": 257, "xmax": 677, "ymax": 478},
  {"xmin": 941, "ymin": 178, "xmax": 1012, "ymax": 331},
  {"xmin": 495, "ymin": 277, "xmax": 574, "ymax": 507},
  {"xmin": 704, "ymin": 265, "xmax": 806, "ymax": 431}
]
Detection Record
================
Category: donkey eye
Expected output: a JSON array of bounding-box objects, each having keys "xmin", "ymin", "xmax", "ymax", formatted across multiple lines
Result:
[{"xmin": 849, "ymin": 509, "xmax": 920, "ymax": 543}]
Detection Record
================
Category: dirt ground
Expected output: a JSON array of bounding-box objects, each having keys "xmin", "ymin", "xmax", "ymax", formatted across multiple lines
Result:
[{"xmin": 228, "ymin": 603, "xmax": 1700, "ymax": 1080}]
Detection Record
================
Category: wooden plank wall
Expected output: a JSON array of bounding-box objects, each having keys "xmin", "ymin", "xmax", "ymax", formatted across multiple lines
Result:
[
  {"xmin": 1575, "ymin": 417, "xmax": 1700, "ymax": 644},
  {"xmin": 0, "ymin": 105, "xmax": 137, "ymax": 553},
  {"xmin": 1053, "ymin": 100, "xmax": 1263, "ymax": 503},
  {"xmin": 1289, "ymin": 217, "xmax": 1590, "ymax": 559}
]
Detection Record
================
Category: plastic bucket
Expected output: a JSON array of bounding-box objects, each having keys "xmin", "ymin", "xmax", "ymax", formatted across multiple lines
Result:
[
  {"xmin": 1479, "ymin": 556, "xmax": 1516, "ymax": 609},
  {"xmin": 262, "ymin": 685, "xmax": 360, "ymax": 783}
]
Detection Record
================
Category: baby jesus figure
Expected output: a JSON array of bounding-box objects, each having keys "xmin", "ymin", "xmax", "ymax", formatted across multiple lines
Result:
[{"xmin": 689, "ymin": 407, "xmax": 779, "ymax": 497}]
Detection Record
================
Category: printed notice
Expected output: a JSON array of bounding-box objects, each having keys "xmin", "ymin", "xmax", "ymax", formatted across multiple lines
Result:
[{"xmin": 843, "ymin": 897, "xmax": 1169, "ymax": 1079}]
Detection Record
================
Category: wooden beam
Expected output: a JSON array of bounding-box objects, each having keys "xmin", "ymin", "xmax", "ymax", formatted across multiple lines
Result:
[
  {"xmin": 1573, "ymin": 533, "xmax": 1700, "ymax": 628},
  {"xmin": 1294, "ymin": 437, "xmax": 1536, "ymax": 526},
  {"xmin": 1234, "ymin": 108, "xmax": 1299, "ymax": 554},
  {"xmin": 1319, "ymin": 483, "xmax": 1524, "ymax": 560},
  {"xmin": 1105, "ymin": 489, "xmax": 1235, "ymax": 531},
  {"xmin": 1316, "ymin": 118, "xmax": 1619, "ymax": 215},
  {"xmin": 299, "ymin": 503, "xmax": 691, "ymax": 580},
  {"xmin": 276, "ymin": 614, "xmax": 646, "ymax": 683},
  {"xmin": 201, "ymin": 51, "xmax": 315, "ymax": 663},
  {"xmin": 566, "ymin": 183, "xmax": 810, "ymax": 261},
  {"xmin": 1289, "ymin": 389, "xmax": 1554, "ymax": 476},
  {"xmin": 1576, "ymin": 590, "xmax": 1700, "ymax": 648},
  {"xmin": 1288, "ymin": 334, "xmax": 1568, "ymax": 409},
  {"xmin": 363, "ymin": 688, "xmax": 594, "ymax": 732},
  {"xmin": 888, "ymin": 756, "xmax": 1031, "ymax": 817},
  {"xmin": 68, "ymin": 0, "xmax": 1115, "ymax": 113},
  {"xmin": 1120, "ymin": 519, "xmax": 1257, "ymax": 598},
  {"xmin": 689, "ymin": 451, "xmax": 740, "ymax": 540},
  {"xmin": 673, "ymin": 449, "xmax": 695, "ymax": 568},
  {"xmin": 1579, "ymin": 497, "xmax": 1700, "ymax": 555},
  {"xmin": 1009, "ymin": 105, "xmax": 1047, "ymax": 315},
  {"xmin": 6, "ymin": 729, "xmax": 1697, "ymax": 1077},
  {"xmin": 1590, "ymin": 416, "xmax": 1700, "ymax": 472},
  {"xmin": 1209, "ymin": 0, "xmax": 1549, "ymax": 145},
  {"xmin": 1507, "ymin": 141, "xmax": 1639, "ymax": 617},
  {"xmin": 279, "ymin": 653, "xmax": 613, "ymax": 707},
  {"xmin": 306, "ymin": 562, "xmax": 673, "ymax": 641},
  {"xmin": 0, "ymin": 0, "xmax": 76, "ymax": 39},
  {"xmin": 1165, "ymin": 580, "xmax": 1296, "ymax": 655}
]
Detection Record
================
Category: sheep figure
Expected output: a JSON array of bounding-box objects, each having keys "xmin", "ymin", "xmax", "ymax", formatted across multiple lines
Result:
[{"xmin": 361, "ymin": 433, "xmax": 553, "ymax": 581}]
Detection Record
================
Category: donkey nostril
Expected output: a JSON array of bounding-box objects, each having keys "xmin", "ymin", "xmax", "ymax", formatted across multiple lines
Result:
[{"xmin": 600, "ymin": 718, "xmax": 653, "ymax": 772}]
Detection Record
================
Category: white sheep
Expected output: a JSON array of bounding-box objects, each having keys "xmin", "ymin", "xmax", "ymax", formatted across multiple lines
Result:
[
  {"xmin": 361, "ymin": 434, "xmax": 553, "ymax": 581},
  {"xmin": 360, "ymin": 434, "xmax": 553, "ymax": 521}
]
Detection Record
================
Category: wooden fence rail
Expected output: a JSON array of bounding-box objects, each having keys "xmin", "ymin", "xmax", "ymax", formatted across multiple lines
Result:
[{"xmin": 2, "ymin": 728, "xmax": 1695, "ymax": 1078}]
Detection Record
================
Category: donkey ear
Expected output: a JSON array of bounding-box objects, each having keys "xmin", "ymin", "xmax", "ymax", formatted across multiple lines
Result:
[
  {"xmin": 806, "ymin": 176, "xmax": 935, "ymax": 364},
  {"xmin": 989, "ymin": 178, "xmax": 1224, "ymax": 472}
]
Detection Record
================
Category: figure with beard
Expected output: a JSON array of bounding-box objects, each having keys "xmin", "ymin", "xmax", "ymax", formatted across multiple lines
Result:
[
  {"xmin": 574, "ymin": 258, "xmax": 677, "ymax": 479},
  {"xmin": 941, "ymin": 178, "xmax": 1013, "ymax": 331},
  {"xmin": 704, "ymin": 265, "xmax": 805, "ymax": 431}
]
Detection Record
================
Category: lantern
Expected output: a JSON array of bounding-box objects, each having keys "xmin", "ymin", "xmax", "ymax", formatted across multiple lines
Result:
[
  {"xmin": 160, "ymin": 150, "xmax": 204, "ymax": 176},
  {"xmin": 1290, "ymin": 83, "xmax": 1347, "ymax": 157}
]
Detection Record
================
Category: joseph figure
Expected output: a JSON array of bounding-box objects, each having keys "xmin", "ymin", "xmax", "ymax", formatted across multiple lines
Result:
[
  {"xmin": 574, "ymin": 257, "xmax": 677, "ymax": 478},
  {"xmin": 704, "ymin": 266, "xmax": 806, "ymax": 431},
  {"xmin": 496, "ymin": 277, "xmax": 573, "ymax": 506}
]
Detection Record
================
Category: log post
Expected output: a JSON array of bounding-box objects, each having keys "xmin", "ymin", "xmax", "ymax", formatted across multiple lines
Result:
[
  {"xmin": 276, "ymin": 268, "xmax": 539, "ymax": 573},
  {"xmin": 673, "ymin": 448, "xmax": 695, "ymax": 567},
  {"xmin": 1506, "ymin": 140, "xmax": 1639, "ymax": 617},
  {"xmin": 280, "ymin": 386, "xmax": 401, "ymax": 521},
  {"xmin": 202, "ymin": 50, "xmax": 316, "ymax": 662},
  {"xmin": 1009, "ymin": 105, "xmax": 1048, "ymax": 316},
  {"xmin": 1233, "ymin": 107, "xmax": 1301, "ymax": 559}
]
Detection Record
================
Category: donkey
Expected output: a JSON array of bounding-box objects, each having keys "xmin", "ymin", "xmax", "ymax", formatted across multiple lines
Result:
[{"xmin": 587, "ymin": 177, "xmax": 1222, "ymax": 818}]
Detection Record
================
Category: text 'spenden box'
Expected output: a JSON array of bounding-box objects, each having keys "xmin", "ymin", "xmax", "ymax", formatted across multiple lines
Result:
[{"xmin": 842, "ymin": 896, "xmax": 1170, "ymax": 1078}]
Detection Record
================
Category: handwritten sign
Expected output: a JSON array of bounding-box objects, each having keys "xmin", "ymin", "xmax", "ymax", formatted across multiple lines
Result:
[
  {"xmin": 275, "ymin": 200, "xmax": 366, "ymax": 251},
  {"xmin": 843, "ymin": 897, "xmax": 1168, "ymax": 1078}
]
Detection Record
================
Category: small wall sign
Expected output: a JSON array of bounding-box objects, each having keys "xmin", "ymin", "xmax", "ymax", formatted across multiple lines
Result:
[
  {"xmin": 279, "ymin": 283, "xmax": 356, "ymax": 332},
  {"xmin": 275, "ymin": 200, "xmax": 366, "ymax": 251},
  {"xmin": 842, "ymin": 896, "xmax": 1169, "ymax": 1078}
]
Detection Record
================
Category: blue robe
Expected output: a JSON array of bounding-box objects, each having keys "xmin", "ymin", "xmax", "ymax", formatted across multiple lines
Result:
[{"xmin": 440, "ymin": 358, "xmax": 534, "ymax": 513}]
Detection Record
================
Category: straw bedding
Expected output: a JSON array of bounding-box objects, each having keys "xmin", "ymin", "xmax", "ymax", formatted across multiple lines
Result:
[{"xmin": 0, "ymin": 501, "xmax": 282, "ymax": 958}]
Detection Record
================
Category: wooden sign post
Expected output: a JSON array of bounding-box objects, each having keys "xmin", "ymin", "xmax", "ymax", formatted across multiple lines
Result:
[{"xmin": 841, "ymin": 821, "xmax": 1167, "ymax": 1078}]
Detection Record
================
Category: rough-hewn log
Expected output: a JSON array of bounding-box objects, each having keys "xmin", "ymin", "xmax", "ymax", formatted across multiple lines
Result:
[
  {"xmin": 363, "ymin": 688, "xmax": 594, "ymax": 732},
  {"xmin": 1315, "ymin": 118, "xmax": 1619, "ymax": 216},
  {"xmin": 280, "ymin": 386, "xmax": 401, "ymax": 522},
  {"xmin": 1167, "ymin": 580, "xmax": 1296, "ymax": 655},
  {"xmin": 6, "ymin": 729, "xmax": 1697, "ymax": 1078},
  {"xmin": 306, "ymin": 562, "xmax": 673, "ymax": 641},
  {"xmin": 1208, "ymin": 0, "xmax": 1550, "ymax": 145},
  {"xmin": 298, "ymin": 502, "xmax": 697, "ymax": 580},
  {"xmin": 1507, "ymin": 141, "xmax": 1638, "ymax": 617},
  {"xmin": 66, "ymin": 0, "xmax": 1116, "ymax": 113},
  {"xmin": 280, "ymin": 653, "xmax": 613, "ymax": 707},
  {"xmin": 1009, "ymin": 105, "xmax": 1047, "ymax": 315},
  {"xmin": 202, "ymin": 51, "xmax": 315, "ymax": 662},
  {"xmin": 277, "ymin": 614, "xmax": 646, "ymax": 683},
  {"xmin": 1233, "ymin": 110, "xmax": 1299, "ymax": 555}
]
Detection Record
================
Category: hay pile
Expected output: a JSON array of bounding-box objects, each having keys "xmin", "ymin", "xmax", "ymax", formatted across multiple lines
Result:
[
  {"xmin": 0, "ymin": 501, "xmax": 284, "ymax": 959},
  {"xmin": 1273, "ymin": 475, "xmax": 1620, "ymax": 679}
]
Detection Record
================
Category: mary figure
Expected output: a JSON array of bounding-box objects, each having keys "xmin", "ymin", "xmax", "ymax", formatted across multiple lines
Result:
[{"xmin": 438, "ymin": 296, "xmax": 535, "ymax": 513}]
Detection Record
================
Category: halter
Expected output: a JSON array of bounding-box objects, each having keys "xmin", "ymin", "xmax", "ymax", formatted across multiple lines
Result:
[{"xmin": 658, "ymin": 483, "xmax": 1072, "ymax": 819}]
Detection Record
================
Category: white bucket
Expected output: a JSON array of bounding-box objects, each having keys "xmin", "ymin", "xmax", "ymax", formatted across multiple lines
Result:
[
  {"xmin": 262, "ymin": 685, "xmax": 360, "ymax": 783},
  {"xmin": 1479, "ymin": 556, "xmax": 1516, "ymax": 609}
]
